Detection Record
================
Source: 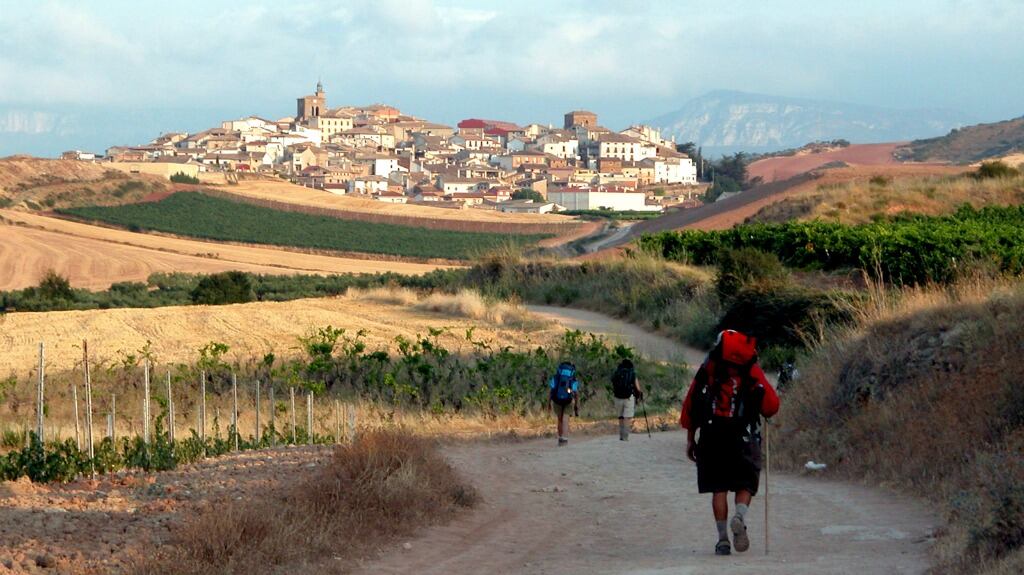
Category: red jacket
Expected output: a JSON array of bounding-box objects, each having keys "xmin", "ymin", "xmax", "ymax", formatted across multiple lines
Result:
[{"xmin": 679, "ymin": 359, "xmax": 780, "ymax": 430}]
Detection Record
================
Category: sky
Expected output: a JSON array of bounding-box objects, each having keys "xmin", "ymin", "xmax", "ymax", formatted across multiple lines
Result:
[{"xmin": 1, "ymin": 0, "xmax": 1022, "ymax": 156}]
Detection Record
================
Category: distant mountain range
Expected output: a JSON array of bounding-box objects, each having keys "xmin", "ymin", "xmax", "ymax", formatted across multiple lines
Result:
[{"xmin": 649, "ymin": 90, "xmax": 972, "ymax": 156}]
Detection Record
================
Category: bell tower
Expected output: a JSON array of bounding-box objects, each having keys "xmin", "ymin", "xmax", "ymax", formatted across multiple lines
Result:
[{"xmin": 297, "ymin": 80, "xmax": 327, "ymax": 122}]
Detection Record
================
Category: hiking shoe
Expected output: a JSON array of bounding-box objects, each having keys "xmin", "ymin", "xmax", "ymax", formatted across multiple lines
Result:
[
  {"xmin": 558, "ymin": 438, "xmax": 568, "ymax": 447},
  {"xmin": 731, "ymin": 515, "xmax": 749, "ymax": 552},
  {"xmin": 715, "ymin": 539, "xmax": 731, "ymax": 556}
]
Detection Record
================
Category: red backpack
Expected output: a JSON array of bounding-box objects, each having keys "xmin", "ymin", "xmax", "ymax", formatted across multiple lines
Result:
[{"xmin": 717, "ymin": 330, "xmax": 757, "ymax": 366}]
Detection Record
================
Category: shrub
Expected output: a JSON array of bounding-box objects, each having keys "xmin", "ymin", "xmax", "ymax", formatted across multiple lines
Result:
[
  {"xmin": 37, "ymin": 270, "xmax": 74, "ymax": 302},
  {"xmin": 190, "ymin": 271, "xmax": 255, "ymax": 305},
  {"xmin": 975, "ymin": 161, "xmax": 1020, "ymax": 180},
  {"xmin": 715, "ymin": 247, "xmax": 789, "ymax": 301},
  {"xmin": 134, "ymin": 431, "xmax": 475, "ymax": 574},
  {"xmin": 511, "ymin": 188, "xmax": 544, "ymax": 202},
  {"xmin": 170, "ymin": 172, "xmax": 201, "ymax": 184}
]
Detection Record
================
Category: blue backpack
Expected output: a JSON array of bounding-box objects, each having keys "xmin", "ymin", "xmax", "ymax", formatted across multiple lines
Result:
[{"xmin": 550, "ymin": 362, "xmax": 577, "ymax": 406}]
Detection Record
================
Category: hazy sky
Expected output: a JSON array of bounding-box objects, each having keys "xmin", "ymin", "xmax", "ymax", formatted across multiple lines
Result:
[{"xmin": 1, "ymin": 0, "xmax": 1022, "ymax": 155}]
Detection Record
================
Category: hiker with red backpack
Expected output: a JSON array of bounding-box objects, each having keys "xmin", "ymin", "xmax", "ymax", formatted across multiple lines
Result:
[
  {"xmin": 680, "ymin": 330, "xmax": 780, "ymax": 556},
  {"xmin": 549, "ymin": 361, "xmax": 580, "ymax": 446},
  {"xmin": 611, "ymin": 359, "xmax": 645, "ymax": 441}
]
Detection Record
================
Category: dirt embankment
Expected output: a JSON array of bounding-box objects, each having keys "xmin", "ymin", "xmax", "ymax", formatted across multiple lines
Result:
[
  {"xmin": 747, "ymin": 143, "xmax": 905, "ymax": 184},
  {"xmin": 0, "ymin": 209, "xmax": 455, "ymax": 291},
  {"xmin": 0, "ymin": 157, "xmax": 166, "ymax": 210}
]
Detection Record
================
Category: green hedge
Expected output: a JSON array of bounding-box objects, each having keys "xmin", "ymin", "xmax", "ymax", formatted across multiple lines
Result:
[{"xmin": 638, "ymin": 205, "xmax": 1024, "ymax": 284}]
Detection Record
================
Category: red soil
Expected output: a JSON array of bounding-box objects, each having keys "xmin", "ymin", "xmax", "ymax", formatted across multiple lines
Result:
[{"xmin": 748, "ymin": 143, "xmax": 905, "ymax": 184}]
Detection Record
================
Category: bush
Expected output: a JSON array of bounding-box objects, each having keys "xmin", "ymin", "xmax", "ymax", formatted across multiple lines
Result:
[
  {"xmin": 37, "ymin": 270, "xmax": 74, "ymax": 302},
  {"xmin": 715, "ymin": 247, "xmax": 789, "ymax": 301},
  {"xmin": 170, "ymin": 172, "xmax": 201, "ymax": 184},
  {"xmin": 511, "ymin": 189, "xmax": 544, "ymax": 202},
  {"xmin": 190, "ymin": 271, "xmax": 255, "ymax": 305},
  {"xmin": 975, "ymin": 161, "xmax": 1020, "ymax": 180}
]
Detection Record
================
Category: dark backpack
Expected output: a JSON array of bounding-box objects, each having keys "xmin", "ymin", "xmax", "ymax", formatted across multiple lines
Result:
[
  {"xmin": 550, "ymin": 362, "xmax": 577, "ymax": 406},
  {"xmin": 611, "ymin": 365, "xmax": 636, "ymax": 399}
]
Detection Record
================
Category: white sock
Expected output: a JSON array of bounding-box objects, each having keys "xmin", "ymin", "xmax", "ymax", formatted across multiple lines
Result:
[{"xmin": 736, "ymin": 503, "xmax": 749, "ymax": 521}]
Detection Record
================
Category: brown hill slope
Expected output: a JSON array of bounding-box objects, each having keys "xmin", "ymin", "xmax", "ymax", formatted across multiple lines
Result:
[{"xmin": 895, "ymin": 116, "xmax": 1024, "ymax": 164}]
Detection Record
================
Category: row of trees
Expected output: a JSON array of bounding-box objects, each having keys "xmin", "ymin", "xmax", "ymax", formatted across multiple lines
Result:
[{"xmin": 675, "ymin": 141, "xmax": 750, "ymax": 203}]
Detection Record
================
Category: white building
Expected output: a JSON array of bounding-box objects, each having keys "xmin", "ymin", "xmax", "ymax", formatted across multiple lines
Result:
[
  {"xmin": 349, "ymin": 175, "xmax": 389, "ymax": 194},
  {"xmin": 594, "ymin": 134, "xmax": 655, "ymax": 163},
  {"xmin": 547, "ymin": 188, "xmax": 662, "ymax": 212},
  {"xmin": 654, "ymin": 157, "xmax": 698, "ymax": 185}
]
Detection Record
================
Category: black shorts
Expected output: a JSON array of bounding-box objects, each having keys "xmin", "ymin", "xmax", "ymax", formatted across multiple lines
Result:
[{"xmin": 695, "ymin": 423, "xmax": 763, "ymax": 495}]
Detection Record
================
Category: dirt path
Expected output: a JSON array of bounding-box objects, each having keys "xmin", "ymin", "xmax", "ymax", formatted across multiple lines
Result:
[{"xmin": 354, "ymin": 307, "xmax": 938, "ymax": 575}]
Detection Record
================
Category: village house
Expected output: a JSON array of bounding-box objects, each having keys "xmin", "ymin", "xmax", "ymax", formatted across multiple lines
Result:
[{"xmin": 547, "ymin": 186, "xmax": 661, "ymax": 212}]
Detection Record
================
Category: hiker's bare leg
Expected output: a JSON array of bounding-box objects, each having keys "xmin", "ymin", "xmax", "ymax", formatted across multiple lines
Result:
[
  {"xmin": 735, "ymin": 490, "xmax": 752, "ymax": 506},
  {"xmin": 713, "ymin": 492, "xmax": 730, "ymax": 547}
]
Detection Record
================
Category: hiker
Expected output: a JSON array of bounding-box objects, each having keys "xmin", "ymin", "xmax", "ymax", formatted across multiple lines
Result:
[
  {"xmin": 611, "ymin": 358, "xmax": 644, "ymax": 441},
  {"xmin": 549, "ymin": 361, "xmax": 580, "ymax": 446},
  {"xmin": 679, "ymin": 329, "xmax": 780, "ymax": 556}
]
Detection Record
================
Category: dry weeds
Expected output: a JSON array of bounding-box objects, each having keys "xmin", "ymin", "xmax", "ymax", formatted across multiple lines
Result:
[
  {"xmin": 751, "ymin": 168, "xmax": 1020, "ymax": 225},
  {"xmin": 131, "ymin": 430, "xmax": 476, "ymax": 575},
  {"xmin": 775, "ymin": 276, "xmax": 1024, "ymax": 573}
]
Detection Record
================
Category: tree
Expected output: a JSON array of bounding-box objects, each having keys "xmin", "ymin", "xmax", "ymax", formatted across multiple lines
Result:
[
  {"xmin": 511, "ymin": 189, "xmax": 544, "ymax": 202},
  {"xmin": 38, "ymin": 270, "xmax": 74, "ymax": 301},
  {"xmin": 190, "ymin": 271, "xmax": 255, "ymax": 305}
]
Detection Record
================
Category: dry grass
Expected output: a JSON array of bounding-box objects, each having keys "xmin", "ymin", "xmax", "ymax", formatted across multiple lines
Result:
[
  {"xmin": 752, "ymin": 169, "xmax": 1023, "ymax": 225},
  {"xmin": 0, "ymin": 209, "xmax": 454, "ymax": 290},
  {"xmin": 775, "ymin": 276, "xmax": 1024, "ymax": 573},
  {"xmin": 131, "ymin": 430, "xmax": 476, "ymax": 575},
  {"xmin": 347, "ymin": 287, "xmax": 551, "ymax": 331}
]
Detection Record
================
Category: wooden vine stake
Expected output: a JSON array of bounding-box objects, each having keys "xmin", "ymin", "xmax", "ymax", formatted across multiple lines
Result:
[
  {"xmin": 306, "ymin": 391, "xmax": 313, "ymax": 445},
  {"xmin": 255, "ymin": 379, "xmax": 261, "ymax": 445},
  {"xmin": 143, "ymin": 361, "xmax": 151, "ymax": 444},
  {"xmin": 289, "ymin": 387, "xmax": 297, "ymax": 444},
  {"xmin": 167, "ymin": 372, "xmax": 175, "ymax": 443},
  {"xmin": 36, "ymin": 342, "xmax": 45, "ymax": 443},
  {"xmin": 232, "ymin": 373, "xmax": 239, "ymax": 451},
  {"xmin": 83, "ymin": 341, "xmax": 95, "ymax": 476}
]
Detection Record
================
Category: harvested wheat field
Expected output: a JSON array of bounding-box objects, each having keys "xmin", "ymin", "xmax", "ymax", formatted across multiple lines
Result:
[
  {"xmin": 0, "ymin": 210, "xmax": 455, "ymax": 290},
  {"xmin": 0, "ymin": 291, "xmax": 555, "ymax": 374}
]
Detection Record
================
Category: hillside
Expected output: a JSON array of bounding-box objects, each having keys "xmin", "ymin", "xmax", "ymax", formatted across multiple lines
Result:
[
  {"xmin": 747, "ymin": 142, "xmax": 902, "ymax": 184},
  {"xmin": 649, "ymin": 90, "xmax": 968, "ymax": 154},
  {"xmin": 746, "ymin": 164, "xmax": 1001, "ymax": 225},
  {"xmin": 0, "ymin": 209, "xmax": 451, "ymax": 290},
  {"xmin": 0, "ymin": 156, "xmax": 165, "ymax": 209},
  {"xmin": 895, "ymin": 116, "xmax": 1024, "ymax": 164}
]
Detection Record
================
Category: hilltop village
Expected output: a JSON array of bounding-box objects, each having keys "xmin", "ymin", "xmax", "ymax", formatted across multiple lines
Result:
[{"xmin": 70, "ymin": 82, "xmax": 701, "ymax": 214}]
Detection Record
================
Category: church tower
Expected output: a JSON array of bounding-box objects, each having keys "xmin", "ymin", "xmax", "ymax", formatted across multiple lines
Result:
[{"xmin": 297, "ymin": 80, "xmax": 326, "ymax": 123}]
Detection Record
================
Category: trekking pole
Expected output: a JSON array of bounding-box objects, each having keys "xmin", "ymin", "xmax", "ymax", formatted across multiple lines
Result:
[
  {"xmin": 641, "ymin": 396, "xmax": 652, "ymax": 438},
  {"xmin": 764, "ymin": 415, "xmax": 770, "ymax": 556}
]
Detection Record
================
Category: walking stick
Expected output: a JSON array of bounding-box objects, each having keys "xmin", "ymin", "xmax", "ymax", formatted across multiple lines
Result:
[
  {"xmin": 764, "ymin": 415, "xmax": 770, "ymax": 555},
  {"xmin": 640, "ymin": 396, "xmax": 652, "ymax": 438}
]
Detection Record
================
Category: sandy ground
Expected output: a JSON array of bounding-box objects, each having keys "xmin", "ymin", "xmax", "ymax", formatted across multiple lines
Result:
[
  {"xmin": 0, "ymin": 210, "xmax": 453, "ymax": 290},
  {"xmin": 0, "ymin": 294, "xmax": 555, "ymax": 375},
  {"xmin": 353, "ymin": 307, "xmax": 938, "ymax": 575}
]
